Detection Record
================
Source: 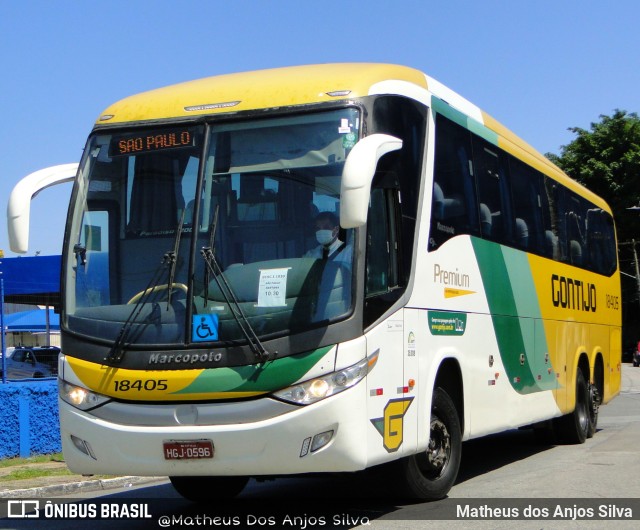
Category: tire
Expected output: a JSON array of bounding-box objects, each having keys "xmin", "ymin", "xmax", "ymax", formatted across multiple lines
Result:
[
  {"xmin": 169, "ymin": 476, "xmax": 249, "ymax": 502},
  {"xmin": 391, "ymin": 387, "xmax": 461, "ymax": 500},
  {"xmin": 586, "ymin": 379, "xmax": 599, "ymax": 439},
  {"xmin": 554, "ymin": 370, "xmax": 591, "ymax": 444}
]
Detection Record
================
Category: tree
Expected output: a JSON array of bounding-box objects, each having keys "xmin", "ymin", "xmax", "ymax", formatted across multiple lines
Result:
[
  {"xmin": 547, "ymin": 110, "xmax": 640, "ymax": 348},
  {"xmin": 546, "ymin": 110, "xmax": 640, "ymax": 244}
]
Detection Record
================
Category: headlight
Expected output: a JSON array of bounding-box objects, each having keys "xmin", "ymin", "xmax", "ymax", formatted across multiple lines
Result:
[
  {"xmin": 59, "ymin": 380, "xmax": 111, "ymax": 410},
  {"xmin": 273, "ymin": 350, "xmax": 379, "ymax": 405}
]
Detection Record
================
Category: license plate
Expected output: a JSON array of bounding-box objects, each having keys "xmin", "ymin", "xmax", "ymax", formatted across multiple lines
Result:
[{"xmin": 163, "ymin": 439, "xmax": 214, "ymax": 460}]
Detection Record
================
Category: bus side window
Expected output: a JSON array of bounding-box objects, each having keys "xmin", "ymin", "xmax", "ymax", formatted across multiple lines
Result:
[
  {"xmin": 541, "ymin": 177, "xmax": 562, "ymax": 260},
  {"xmin": 556, "ymin": 187, "xmax": 569, "ymax": 263},
  {"xmin": 586, "ymin": 207, "xmax": 617, "ymax": 275},
  {"xmin": 364, "ymin": 184, "xmax": 402, "ymax": 328},
  {"xmin": 430, "ymin": 115, "xmax": 479, "ymax": 249},
  {"xmin": 472, "ymin": 136, "xmax": 513, "ymax": 244},
  {"xmin": 598, "ymin": 212, "xmax": 617, "ymax": 275},
  {"xmin": 565, "ymin": 195, "xmax": 586, "ymax": 266},
  {"xmin": 366, "ymin": 188, "xmax": 392, "ymax": 297},
  {"xmin": 509, "ymin": 157, "xmax": 545, "ymax": 253}
]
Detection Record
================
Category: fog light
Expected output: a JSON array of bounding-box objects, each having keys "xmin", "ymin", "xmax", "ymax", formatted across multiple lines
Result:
[
  {"xmin": 311, "ymin": 430, "xmax": 333, "ymax": 452},
  {"xmin": 70, "ymin": 434, "xmax": 97, "ymax": 460}
]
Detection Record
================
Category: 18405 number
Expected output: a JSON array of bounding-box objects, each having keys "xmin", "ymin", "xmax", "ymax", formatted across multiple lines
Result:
[{"xmin": 114, "ymin": 379, "xmax": 168, "ymax": 392}]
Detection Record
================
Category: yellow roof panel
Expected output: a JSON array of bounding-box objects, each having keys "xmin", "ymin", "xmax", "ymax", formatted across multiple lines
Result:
[
  {"xmin": 483, "ymin": 112, "xmax": 610, "ymax": 211},
  {"xmin": 97, "ymin": 63, "xmax": 427, "ymax": 124}
]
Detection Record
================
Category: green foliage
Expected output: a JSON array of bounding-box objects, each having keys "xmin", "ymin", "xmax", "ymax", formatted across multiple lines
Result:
[
  {"xmin": 0, "ymin": 453, "xmax": 70, "ymax": 482},
  {"xmin": 546, "ymin": 110, "xmax": 640, "ymax": 244},
  {"xmin": 0, "ymin": 453, "xmax": 64, "ymax": 468},
  {"xmin": 0, "ymin": 466, "xmax": 72, "ymax": 481}
]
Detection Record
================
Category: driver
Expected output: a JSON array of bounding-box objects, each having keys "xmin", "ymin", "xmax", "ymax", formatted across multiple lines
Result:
[{"xmin": 305, "ymin": 211, "xmax": 352, "ymax": 266}]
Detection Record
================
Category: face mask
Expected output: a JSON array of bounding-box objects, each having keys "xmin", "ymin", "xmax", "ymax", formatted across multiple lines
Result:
[{"xmin": 316, "ymin": 229, "xmax": 335, "ymax": 246}]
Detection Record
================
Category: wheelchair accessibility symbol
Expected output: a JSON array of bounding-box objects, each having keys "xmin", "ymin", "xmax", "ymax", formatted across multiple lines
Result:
[{"xmin": 192, "ymin": 314, "xmax": 219, "ymax": 342}]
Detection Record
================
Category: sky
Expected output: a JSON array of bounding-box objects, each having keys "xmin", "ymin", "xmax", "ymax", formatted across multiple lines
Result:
[{"xmin": 1, "ymin": 0, "xmax": 639, "ymax": 257}]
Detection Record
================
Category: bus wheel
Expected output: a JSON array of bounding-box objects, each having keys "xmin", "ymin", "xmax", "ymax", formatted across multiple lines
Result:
[
  {"xmin": 169, "ymin": 476, "xmax": 248, "ymax": 502},
  {"xmin": 586, "ymin": 380, "xmax": 599, "ymax": 438},
  {"xmin": 554, "ymin": 370, "xmax": 590, "ymax": 444},
  {"xmin": 393, "ymin": 387, "xmax": 461, "ymax": 500}
]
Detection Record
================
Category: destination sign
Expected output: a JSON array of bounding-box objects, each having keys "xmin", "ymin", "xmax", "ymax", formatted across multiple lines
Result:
[{"xmin": 109, "ymin": 128, "xmax": 196, "ymax": 156}]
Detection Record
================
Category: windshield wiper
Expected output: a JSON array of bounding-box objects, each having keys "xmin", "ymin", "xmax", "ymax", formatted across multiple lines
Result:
[
  {"xmin": 202, "ymin": 205, "xmax": 219, "ymax": 306},
  {"xmin": 200, "ymin": 206, "xmax": 270, "ymax": 362},
  {"xmin": 106, "ymin": 215, "xmax": 185, "ymax": 364},
  {"xmin": 166, "ymin": 210, "xmax": 186, "ymax": 309}
]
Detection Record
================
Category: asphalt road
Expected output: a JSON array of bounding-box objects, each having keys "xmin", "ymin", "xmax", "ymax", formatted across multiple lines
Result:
[{"xmin": 3, "ymin": 364, "xmax": 639, "ymax": 529}]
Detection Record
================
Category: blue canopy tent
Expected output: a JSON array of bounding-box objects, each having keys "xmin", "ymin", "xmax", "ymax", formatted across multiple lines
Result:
[
  {"xmin": 0, "ymin": 256, "xmax": 62, "ymax": 362},
  {"xmin": 0, "ymin": 255, "xmax": 61, "ymax": 307},
  {"xmin": 3, "ymin": 309, "xmax": 60, "ymax": 332}
]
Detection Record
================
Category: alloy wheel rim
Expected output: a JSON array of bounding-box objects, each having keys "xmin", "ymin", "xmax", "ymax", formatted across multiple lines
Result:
[{"xmin": 424, "ymin": 417, "xmax": 451, "ymax": 478}]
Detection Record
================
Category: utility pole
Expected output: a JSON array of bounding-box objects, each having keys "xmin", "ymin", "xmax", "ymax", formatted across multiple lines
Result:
[{"xmin": 633, "ymin": 240, "xmax": 640, "ymax": 306}]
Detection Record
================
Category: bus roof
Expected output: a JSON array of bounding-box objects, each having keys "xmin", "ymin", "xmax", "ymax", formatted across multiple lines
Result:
[
  {"xmin": 96, "ymin": 63, "xmax": 428, "ymax": 124},
  {"xmin": 96, "ymin": 63, "xmax": 610, "ymax": 213}
]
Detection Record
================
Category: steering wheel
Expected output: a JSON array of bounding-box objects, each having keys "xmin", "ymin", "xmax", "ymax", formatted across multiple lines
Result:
[{"xmin": 127, "ymin": 283, "xmax": 189, "ymax": 304}]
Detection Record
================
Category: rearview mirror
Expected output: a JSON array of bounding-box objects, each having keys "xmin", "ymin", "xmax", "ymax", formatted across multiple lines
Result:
[{"xmin": 340, "ymin": 134, "xmax": 402, "ymax": 228}]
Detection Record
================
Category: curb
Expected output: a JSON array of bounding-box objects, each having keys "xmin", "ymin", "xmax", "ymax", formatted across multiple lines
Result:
[{"xmin": 1, "ymin": 476, "xmax": 166, "ymax": 498}]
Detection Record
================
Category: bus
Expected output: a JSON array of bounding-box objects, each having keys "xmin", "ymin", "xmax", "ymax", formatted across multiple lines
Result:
[{"xmin": 7, "ymin": 63, "xmax": 621, "ymax": 501}]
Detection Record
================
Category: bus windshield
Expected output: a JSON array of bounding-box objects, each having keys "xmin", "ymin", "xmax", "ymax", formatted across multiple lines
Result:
[{"xmin": 64, "ymin": 108, "xmax": 360, "ymax": 348}]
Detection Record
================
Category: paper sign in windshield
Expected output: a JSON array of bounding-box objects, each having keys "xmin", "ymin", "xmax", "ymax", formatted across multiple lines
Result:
[{"xmin": 257, "ymin": 268, "xmax": 290, "ymax": 307}]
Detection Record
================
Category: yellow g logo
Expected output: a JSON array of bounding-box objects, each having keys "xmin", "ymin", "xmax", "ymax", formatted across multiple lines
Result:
[{"xmin": 371, "ymin": 397, "xmax": 414, "ymax": 452}]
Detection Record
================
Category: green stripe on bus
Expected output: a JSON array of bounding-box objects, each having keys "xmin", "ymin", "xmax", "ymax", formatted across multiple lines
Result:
[
  {"xmin": 171, "ymin": 345, "xmax": 334, "ymax": 395},
  {"xmin": 472, "ymin": 238, "xmax": 557, "ymax": 394},
  {"xmin": 432, "ymin": 97, "xmax": 498, "ymax": 145},
  {"xmin": 432, "ymin": 97, "xmax": 468, "ymax": 128}
]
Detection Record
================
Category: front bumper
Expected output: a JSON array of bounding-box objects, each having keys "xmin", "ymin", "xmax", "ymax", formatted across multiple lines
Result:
[{"xmin": 60, "ymin": 383, "xmax": 369, "ymax": 477}]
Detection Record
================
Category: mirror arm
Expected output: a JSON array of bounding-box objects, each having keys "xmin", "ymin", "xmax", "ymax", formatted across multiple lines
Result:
[{"xmin": 7, "ymin": 163, "xmax": 78, "ymax": 253}]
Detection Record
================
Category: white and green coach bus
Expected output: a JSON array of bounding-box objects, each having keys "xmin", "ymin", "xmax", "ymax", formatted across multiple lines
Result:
[{"xmin": 7, "ymin": 64, "xmax": 621, "ymax": 501}]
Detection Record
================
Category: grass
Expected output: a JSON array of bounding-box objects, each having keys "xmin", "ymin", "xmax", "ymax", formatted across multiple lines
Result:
[
  {"xmin": 0, "ymin": 452, "xmax": 65, "ymax": 469},
  {"xmin": 1, "ymin": 467, "xmax": 72, "ymax": 481},
  {"xmin": 0, "ymin": 453, "xmax": 116, "ymax": 482},
  {"xmin": 0, "ymin": 452, "xmax": 72, "ymax": 481}
]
